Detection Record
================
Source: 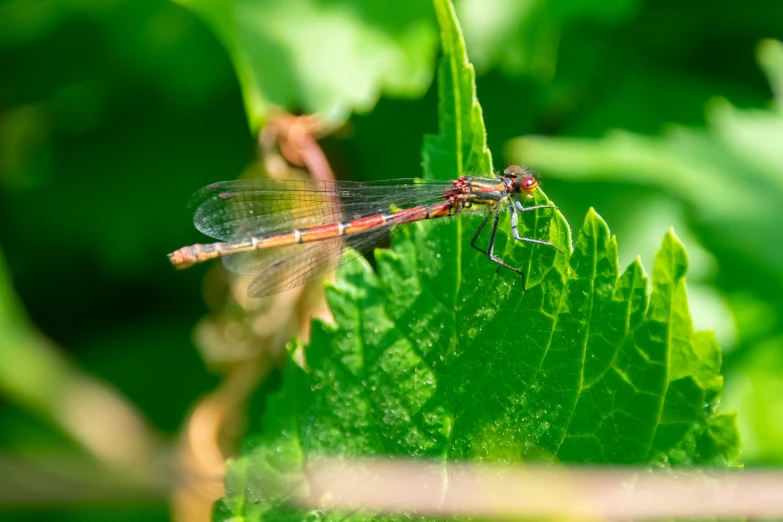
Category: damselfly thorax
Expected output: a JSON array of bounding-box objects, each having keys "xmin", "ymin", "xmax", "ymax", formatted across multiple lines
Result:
[{"xmin": 169, "ymin": 165, "xmax": 560, "ymax": 297}]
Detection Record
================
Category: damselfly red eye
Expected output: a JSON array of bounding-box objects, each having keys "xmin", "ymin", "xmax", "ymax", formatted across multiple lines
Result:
[{"xmin": 521, "ymin": 176, "xmax": 538, "ymax": 192}]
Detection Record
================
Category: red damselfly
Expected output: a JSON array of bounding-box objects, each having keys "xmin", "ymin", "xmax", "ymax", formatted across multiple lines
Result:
[{"xmin": 168, "ymin": 165, "xmax": 560, "ymax": 297}]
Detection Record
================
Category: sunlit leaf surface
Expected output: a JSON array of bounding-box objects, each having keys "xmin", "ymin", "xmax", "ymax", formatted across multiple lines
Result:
[{"xmin": 214, "ymin": 1, "xmax": 739, "ymax": 520}]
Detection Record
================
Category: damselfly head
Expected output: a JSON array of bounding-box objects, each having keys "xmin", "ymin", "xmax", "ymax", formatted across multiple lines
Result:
[{"xmin": 503, "ymin": 165, "xmax": 538, "ymax": 195}]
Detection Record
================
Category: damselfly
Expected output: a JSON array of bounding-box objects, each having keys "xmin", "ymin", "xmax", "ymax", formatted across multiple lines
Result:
[{"xmin": 169, "ymin": 165, "xmax": 560, "ymax": 297}]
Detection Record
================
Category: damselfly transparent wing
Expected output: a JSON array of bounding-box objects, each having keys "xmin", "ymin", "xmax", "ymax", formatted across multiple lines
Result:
[
  {"xmin": 185, "ymin": 176, "xmax": 495, "ymax": 296},
  {"xmin": 190, "ymin": 178, "xmax": 453, "ymax": 241},
  {"xmin": 224, "ymin": 224, "xmax": 399, "ymax": 297}
]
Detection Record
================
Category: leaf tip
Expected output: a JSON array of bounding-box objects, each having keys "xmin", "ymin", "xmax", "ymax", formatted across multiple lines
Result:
[
  {"xmin": 433, "ymin": 0, "xmax": 463, "ymax": 57},
  {"xmin": 577, "ymin": 207, "xmax": 612, "ymax": 247},
  {"xmin": 663, "ymin": 228, "xmax": 687, "ymax": 255},
  {"xmin": 653, "ymin": 228, "xmax": 689, "ymax": 284},
  {"xmin": 619, "ymin": 254, "xmax": 647, "ymax": 284},
  {"xmin": 583, "ymin": 207, "xmax": 607, "ymax": 228}
]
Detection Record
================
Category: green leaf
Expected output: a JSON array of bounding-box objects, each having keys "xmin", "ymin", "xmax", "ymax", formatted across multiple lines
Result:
[
  {"xmin": 423, "ymin": 0, "xmax": 493, "ymax": 181},
  {"xmin": 216, "ymin": 216, "xmax": 740, "ymax": 520},
  {"xmin": 174, "ymin": 0, "xmax": 438, "ymax": 133},
  {"xmin": 507, "ymin": 40, "xmax": 783, "ymax": 464},
  {"xmin": 215, "ymin": 1, "xmax": 740, "ymax": 519}
]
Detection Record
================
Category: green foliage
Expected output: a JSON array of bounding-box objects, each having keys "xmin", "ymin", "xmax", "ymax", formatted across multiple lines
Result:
[
  {"xmin": 3, "ymin": 0, "xmax": 775, "ymax": 519},
  {"xmin": 215, "ymin": 1, "xmax": 739, "ymax": 519},
  {"xmin": 457, "ymin": 0, "xmax": 641, "ymax": 78},
  {"xmin": 175, "ymin": 0, "xmax": 438, "ymax": 132},
  {"xmin": 507, "ymin": 38, "xmax": 783, "ymax": 464}
]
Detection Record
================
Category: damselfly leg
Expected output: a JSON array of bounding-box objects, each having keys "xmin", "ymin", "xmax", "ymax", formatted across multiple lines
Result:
[
  {"xmin": 510, "ymin": 200, "xmax": 564, "ymax": 253},
  {"xmin": 470, "ymin": 210, "xmax": 524, "ymax": 275},
  {"xmin": 470, "ymin": 199, "xmax": 560, "ymax": 291}
]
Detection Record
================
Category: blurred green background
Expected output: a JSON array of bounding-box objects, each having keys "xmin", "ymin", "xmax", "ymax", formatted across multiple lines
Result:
[{"xmin": 1, "ymin": 0, "xmax": 782, "ymax": 520}]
